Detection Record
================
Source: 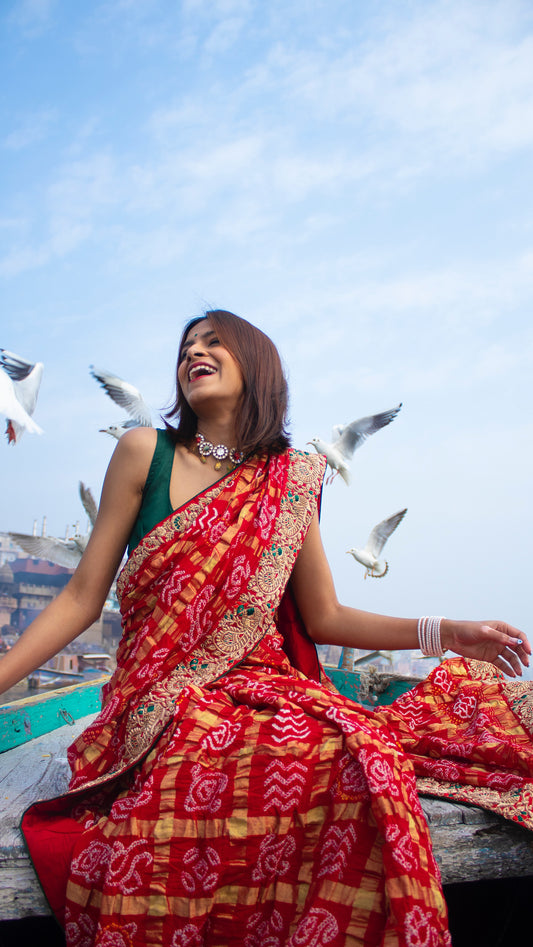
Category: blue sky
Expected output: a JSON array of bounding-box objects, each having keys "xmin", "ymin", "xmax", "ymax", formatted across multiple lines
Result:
[{"xmin": 2, "ymin": 0, "xmax": 533, "ymax": 669}]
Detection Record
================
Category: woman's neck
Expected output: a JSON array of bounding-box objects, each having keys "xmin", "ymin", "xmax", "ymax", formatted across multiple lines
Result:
[{"xmin": 195, "ymin": 418, "xmax": 238, "ymax": 449}]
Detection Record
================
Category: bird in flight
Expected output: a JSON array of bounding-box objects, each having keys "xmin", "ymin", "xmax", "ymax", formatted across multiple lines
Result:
[
  {"xmin": 347, "ymin": 508, "xmax": 407, "ymax": 578},
  {"xmin": 0, "ymin": 349, "xmax": 44, "ymax": 444},
  {"xmin": 90, "ymin": 365, "xmax": 152, "ymax": 438},
  {"xmin": 9, "ymin": 482, "xmax": 98, "ymax": 569},
  {"xmin": 307, "ymin": 404, "xmax": 402, "ymax": 484}
]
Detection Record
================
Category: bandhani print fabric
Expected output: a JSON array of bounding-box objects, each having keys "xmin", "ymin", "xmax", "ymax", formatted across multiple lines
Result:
[{"xmin": 21, "ymin": 449, "xmax": 533, "ymax": 947}]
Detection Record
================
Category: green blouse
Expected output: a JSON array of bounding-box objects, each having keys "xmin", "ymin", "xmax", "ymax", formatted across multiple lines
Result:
[{"xmin": 128, "ymin": 428, "xmax": 176, "ymax": 553}]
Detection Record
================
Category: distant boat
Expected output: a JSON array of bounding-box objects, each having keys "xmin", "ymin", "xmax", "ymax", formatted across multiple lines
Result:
[{"xmin": 27, "ymin": 651, "xmax": 112, "ymax": 690}]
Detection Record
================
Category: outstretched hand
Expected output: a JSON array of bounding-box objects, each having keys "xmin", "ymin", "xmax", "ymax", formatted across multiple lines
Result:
[{"xmin": 442, "ymin": 619, "xmax": 531, "ymax": 678}]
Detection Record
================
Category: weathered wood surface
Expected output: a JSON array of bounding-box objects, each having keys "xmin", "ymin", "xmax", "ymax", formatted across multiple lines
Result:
[
  {"xmin": 420, "ymin": 796, "xmax": 533, "ymax": 885},
  {"xmin": 0, "ymin": 714, "xmax": 94, "ymax": 920},
  {"xmin": 1, "ymin": 711, "xmax": 533, "ymax": 920}
]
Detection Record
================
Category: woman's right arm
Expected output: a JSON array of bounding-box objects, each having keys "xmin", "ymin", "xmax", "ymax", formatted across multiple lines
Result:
[{"xmin": 0, "ymin": 427, "xmax": 157, "ymax": 696}]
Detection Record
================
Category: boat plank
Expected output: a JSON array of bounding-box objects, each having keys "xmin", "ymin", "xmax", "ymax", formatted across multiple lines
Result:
[
  {"xmin": 0, "ymin": 677, "xmax": 108, "ymax": 753},
  {"xmin": 0, "ymin": 714, "xmax": 95, "ymax": 920}
]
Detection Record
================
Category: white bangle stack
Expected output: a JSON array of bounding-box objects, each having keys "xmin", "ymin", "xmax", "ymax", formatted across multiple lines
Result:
[{"xmin": 417, "ymin": 616, "xmax": 446, "ymax": 657}]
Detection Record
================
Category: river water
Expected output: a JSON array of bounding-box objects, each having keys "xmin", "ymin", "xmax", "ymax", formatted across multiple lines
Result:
[{"xmin": 1, "ymin": 679, "xmax": 68, "ymax": 705}]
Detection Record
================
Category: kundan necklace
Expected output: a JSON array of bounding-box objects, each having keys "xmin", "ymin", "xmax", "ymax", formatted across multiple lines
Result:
[{"xmin": 195, "ymin": 432, "xmax": 243, "ymax": 471}]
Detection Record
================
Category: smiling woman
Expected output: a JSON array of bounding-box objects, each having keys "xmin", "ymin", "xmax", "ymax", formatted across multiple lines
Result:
[
  {"xmin": 169, "ymin": 309, "xmax": 291, "ymax": 456},
  {"xmin": 1, "ymin": 309, "xmax": 532, "ymax": 947}
]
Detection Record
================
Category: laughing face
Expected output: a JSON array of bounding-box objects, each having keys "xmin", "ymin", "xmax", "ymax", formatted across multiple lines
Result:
[{"xmin": 177, "ymin": 320, "xmax": 244, "ymax": 415}]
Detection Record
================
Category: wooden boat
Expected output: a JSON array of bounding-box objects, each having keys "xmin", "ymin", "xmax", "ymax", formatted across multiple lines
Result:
[{"xmin": 1, "ymin": 667, "xmax": 532, "ymax": 944}]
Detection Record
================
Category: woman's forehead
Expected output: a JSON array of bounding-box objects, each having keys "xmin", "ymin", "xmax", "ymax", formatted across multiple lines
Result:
[{"xmin": 184, "ymin": 318, "xmax": 212, "ymax": 344}]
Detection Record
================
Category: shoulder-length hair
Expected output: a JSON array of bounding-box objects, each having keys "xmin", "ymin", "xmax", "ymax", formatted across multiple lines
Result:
[{"xmin": 165, "ymin": 310, "xmax": 291, "ymax": 455}]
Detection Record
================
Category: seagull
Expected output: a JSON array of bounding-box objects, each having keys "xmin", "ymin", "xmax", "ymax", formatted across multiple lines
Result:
[
  {"xmin": 90, "ymin": 366, "xmax": 152, "ymax": 437},
  {"xmin": 347, "ymin": 508, "xmax": 407, "ymax": 578},
  {"xmin": 0, "ymin": 349, "xmax": 44, "ymax": 444},
  {"xmin": 78, "ymin": 480, "xmax": 98, "ymax": 528},
  {"xmin": 307, "ymin": 404, "xmax": 402, "ymax": 484},
  {"xmin": 97, "ymin": 420, "xmax": 145, "ymax": 440},
  {"xmin": 9, "ymin": 530, "xmax": 85, "ymax": 569},
  {"xmin": 9, "ymin": 481, "xmax": 98, "ymax": 569}
]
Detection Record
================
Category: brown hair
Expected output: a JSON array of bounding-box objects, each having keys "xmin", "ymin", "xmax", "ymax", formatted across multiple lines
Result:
[{"xmin": 165, "ymin": 310, "xmax": 290, "ymax": 455}]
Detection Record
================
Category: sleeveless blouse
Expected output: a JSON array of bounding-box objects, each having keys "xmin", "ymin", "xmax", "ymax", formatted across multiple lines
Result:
[{"xmin": 127, "ymin": 428, "xmax": 175, "ymax": 553}]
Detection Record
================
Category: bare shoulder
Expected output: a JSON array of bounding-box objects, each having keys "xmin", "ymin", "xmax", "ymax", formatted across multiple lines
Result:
[
  {"xmin": 106, "ymin": 427, "xmax": 158, "ymax": 494},
  {"xmin": 116, "ymin": 425, "xmax": 158, "ymax": 456}
]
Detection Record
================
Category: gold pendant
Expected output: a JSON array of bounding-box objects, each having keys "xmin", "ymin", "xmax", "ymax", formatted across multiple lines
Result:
[
  {"xmin": 201, "ymin": 456, "xmax": 207, "ymax": 464},
  {"xmin": 215, "ymin": 460, "xmax": 222, "ymax": 470}
]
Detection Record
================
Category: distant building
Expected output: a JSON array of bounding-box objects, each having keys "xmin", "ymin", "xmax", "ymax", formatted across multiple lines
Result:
[
  {"xmin": 6, "ymin": 557, "xmax": 73, "ymax": 632},
  {"xmin": 0, "ymin": 554, "xmax": 121, "ymax": 655}
]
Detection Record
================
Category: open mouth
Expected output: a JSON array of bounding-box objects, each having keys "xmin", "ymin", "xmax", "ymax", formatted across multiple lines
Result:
[{"xmin": 188, "ymin": 363, "xmax": 217, "ymax": 382}]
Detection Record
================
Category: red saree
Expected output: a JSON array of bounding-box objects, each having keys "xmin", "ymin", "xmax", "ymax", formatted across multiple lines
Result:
[{"xmin": 22, "ymin": 450, "xmax": 533, "ymax": 947}]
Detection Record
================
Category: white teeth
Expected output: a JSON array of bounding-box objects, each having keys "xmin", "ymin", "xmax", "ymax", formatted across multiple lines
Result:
[{"xmin": 189, "ymin": 363, "xmax": 216, "ymax": 381}]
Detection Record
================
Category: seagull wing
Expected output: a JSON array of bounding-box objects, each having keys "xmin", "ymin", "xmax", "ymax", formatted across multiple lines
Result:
[
  {"xmin": 13, "ymin": 362, "xmax": 43, "ymax": 416},
  {"xmin": 79, "ymin": 481, "xmax": 98, "ymax": 526},
  {"xmin": 366, "ymin": 508, "xmax": 407, "ymax": 557},
  {"xmin": 0, "ymin": 349, "xmax": 35, "ymax": 382},
  {"xmin": 90, "ymin": 366, "xmax": 152, "ymax": 426},
  {"xmin": 336, "ymin": 404, "xmax": 402, "ymax": 459},
  {"xmin": 8, "ymin": 532, "xmax": 81, "ymax": 568}
]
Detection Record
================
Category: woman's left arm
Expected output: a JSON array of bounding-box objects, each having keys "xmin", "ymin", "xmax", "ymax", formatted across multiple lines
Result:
[{"xmin": 290, "ymin": 513, "xmax": 531, "ymax": 678}]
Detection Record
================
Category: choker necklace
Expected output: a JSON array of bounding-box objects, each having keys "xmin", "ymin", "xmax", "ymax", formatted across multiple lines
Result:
[{"xmin": 195, "ymin": 432, "xmax": 243, "ymax": 471}]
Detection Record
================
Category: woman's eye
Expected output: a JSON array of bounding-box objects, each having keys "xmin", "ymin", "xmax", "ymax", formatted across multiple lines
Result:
[{"xmin": 209, "ymin": 337, "xmax": 220, "ymax": 346}]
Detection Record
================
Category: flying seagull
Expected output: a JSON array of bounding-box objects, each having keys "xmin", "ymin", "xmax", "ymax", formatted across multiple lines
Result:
[
  {"xmin": 0, "ymin": 349, "xmax": 44, "ymax": 444},
  {"xmin": 78, "ymin": 480, "xmax": 98, "ymax": 528},
  {"xmin": 90, "ymin": 365, "xmax": 152, "ymax": 437},
  {"xmin": 307, "ymin": 404, "xmax": 402, "ymax": 484},
  {"xmin": 347, "ymin": 508, "xmax": 407, "ymax": 578},
  {"xmin": 9, "ymin": 481, "xmax": 98, "ymax": 569}
]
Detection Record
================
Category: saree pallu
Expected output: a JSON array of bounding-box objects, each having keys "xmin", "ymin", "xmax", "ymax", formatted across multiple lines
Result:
[{"xmin": 21, "ymin": 450, "xmax": 533, "ymax": 947}]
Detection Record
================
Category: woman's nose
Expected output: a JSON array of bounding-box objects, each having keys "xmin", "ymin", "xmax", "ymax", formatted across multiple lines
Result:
[{"xmin": 188, "ymin": 343, "xmax": 206, "ymax": 359}]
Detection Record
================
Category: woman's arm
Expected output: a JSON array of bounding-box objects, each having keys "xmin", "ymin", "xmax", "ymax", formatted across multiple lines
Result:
[
  {"xmin": 290, "ymin": 513, "xmax": 531, "ymax": 678},
  {"xmin": 0, "ymin": 427, "xmax": 157, "ymax": 696}
]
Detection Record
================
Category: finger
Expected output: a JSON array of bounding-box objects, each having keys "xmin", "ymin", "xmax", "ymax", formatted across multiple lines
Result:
[
  {"xmin": 492, "ymin": 656, "xmax": 513, "ymax": 678},
  {"xmin": 500, "ymin": 624, "xmax": 531, "ymax": 655},
  {"xmin": 516, "ymin": 642, "xmax": 531, "ymax": 667},
  {"xmin": 502, "ymin": 647, "xmax": 523, "ymax": 676},
  {"xmin": 481, "ymin": 625, "xmax": 526, "ymax": 652},
  {"xmin": 493, "ymin": 652, "xmax": 518, "ymax": 678}
]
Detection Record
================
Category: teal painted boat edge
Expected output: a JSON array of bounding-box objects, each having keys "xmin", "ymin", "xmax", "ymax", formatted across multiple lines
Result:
[
  {"xmin": 0, "ymin": 677, "xmax": 106, "ymax": 753},
  {"xmin": 327, "ymin": 667, "xmax": 423, "ymax": 706},
  {"xmin": 0, "ymin": 668, "xmax": 423, "ymax": 753}
]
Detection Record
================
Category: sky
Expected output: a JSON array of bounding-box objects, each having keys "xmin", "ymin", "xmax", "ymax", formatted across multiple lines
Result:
[{"xmin": 1, "ymin": 0, "xmax": 533, "ymax": 674}]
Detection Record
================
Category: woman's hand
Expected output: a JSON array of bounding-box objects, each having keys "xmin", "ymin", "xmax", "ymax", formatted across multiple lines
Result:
[{"xmin": 442, "ymin": 620, "xmax": 531, "ymax": 678}]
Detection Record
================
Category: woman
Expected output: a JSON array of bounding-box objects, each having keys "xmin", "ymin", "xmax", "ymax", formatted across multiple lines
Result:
[{"xmin": 2, "ymin": 310, "xmax": 532, "ymax": 947}]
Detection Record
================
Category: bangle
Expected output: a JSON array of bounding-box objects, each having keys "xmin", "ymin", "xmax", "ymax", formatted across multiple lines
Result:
[{"xmin": 418, "ymin": 616, "xmax": 446, "ymax": 657}]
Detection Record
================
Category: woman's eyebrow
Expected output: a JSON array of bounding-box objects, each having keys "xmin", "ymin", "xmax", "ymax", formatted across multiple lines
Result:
[{"xmin": 181, "ymin": 329, "xmax": 216, "ymax": 353}]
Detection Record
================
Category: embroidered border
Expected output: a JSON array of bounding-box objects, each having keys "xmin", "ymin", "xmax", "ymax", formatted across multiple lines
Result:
[
  {"xmin": 85, "ymin": 450, "xmax": 326, "ymax": 783},
  {"xmin": 416, "ymin": 776, "xmax": 533, "ymax": 831},
  {"xmin": 117, "ymin": 473, "xmax": 240, "ymax": 600},
  {"xmin": 120, "ymin": 450, "xmax": 325, "ymax": 765}
]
